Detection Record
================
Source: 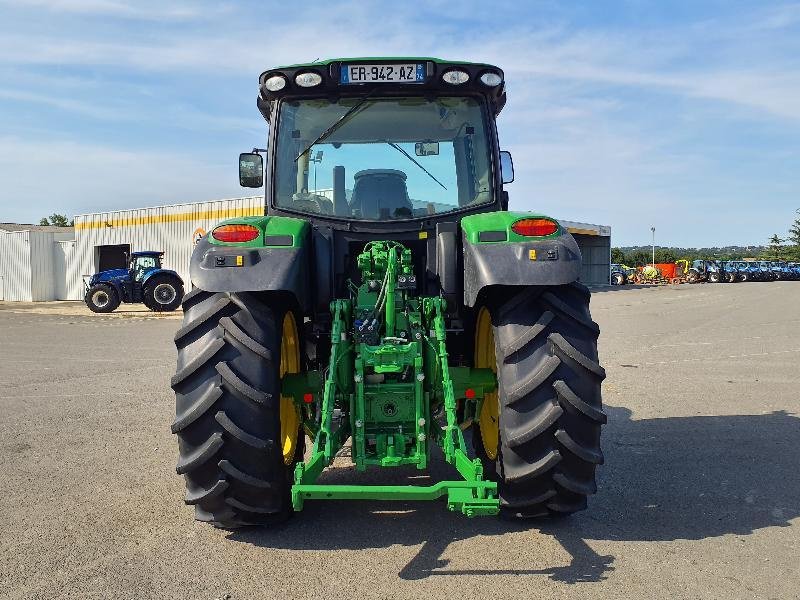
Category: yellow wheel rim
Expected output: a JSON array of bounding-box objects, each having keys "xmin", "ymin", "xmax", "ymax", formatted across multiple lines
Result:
[
  {"xmin": 279, "ymin": 311, "xmax": 301, "ymax": 465},
  {"xmin": 475, "ymin": 307, "xmax": 499, "ymax": 460}
]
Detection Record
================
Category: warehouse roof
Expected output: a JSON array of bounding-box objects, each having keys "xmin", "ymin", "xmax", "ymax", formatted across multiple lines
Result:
[{"xmin": 0, "ymin": 222, "xmax": 75, "ymax": 234}]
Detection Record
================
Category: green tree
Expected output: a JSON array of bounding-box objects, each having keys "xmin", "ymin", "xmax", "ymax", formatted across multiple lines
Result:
[
  {"xmin": 611, "ymin": 247, "xmax": 625, "ymax": 264},
  {"xmin": 38, "ymin": 213, "xmax": 73, "ymax": 227},
  {"xmin": 768, "ymin": 234, "xmax": 786, "ymax": 260},
  {"xmin": 788, "ymin": 209, "xmax": 800, "ymax": 261}
]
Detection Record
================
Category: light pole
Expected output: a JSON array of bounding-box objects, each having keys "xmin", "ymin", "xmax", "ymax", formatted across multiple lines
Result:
[{"xmin": 650, "ymin": 226, "xmax": 656, "ymax": 266}]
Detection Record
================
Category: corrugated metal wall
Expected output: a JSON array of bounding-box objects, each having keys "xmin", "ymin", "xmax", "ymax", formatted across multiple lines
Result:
[
  {"xmin": 54, "ymin": 239, "xmax": 83, "ymax": 300},
  {"xmin": 574, "ymin": 233, "xmax": 611, "ymax": 285},
  {"xmin": 0, "ymin": 230, "xmax": 32, "ymax": 301},
  {"xmin": 29, "ymin": 231, "xmax": 74, "ymax": 301},
  {"xmin": 74, "ymin": 197, "xmax": 263, "ymax": 288}
]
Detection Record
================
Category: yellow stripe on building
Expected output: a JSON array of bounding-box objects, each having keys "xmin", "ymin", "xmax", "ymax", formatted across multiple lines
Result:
[{"xmin": 74, "ymin": 207, "xmax": 262, "ymax": 230}]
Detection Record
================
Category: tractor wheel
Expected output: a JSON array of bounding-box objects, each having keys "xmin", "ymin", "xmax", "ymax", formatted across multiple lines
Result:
[
  {"xmin": 473, "ymin": 283, "xmax": 606, "ymax": 518},
  {"xmin": 171, "ymin": 289, "xmax": 303, "ymax": 527},
  {"xmin": 144, "ymin": 276, "xmax": 184, "ymax": 312},
  {"xmin": 709, "ymin": 272, "xmax": 720, "ymax": 283},
  {"xmin": 84, "ymin": 283, "xmax": 120, "ymax": 313},
  {"xmin": 611, "ymin": 273, "xmax": 625, "ymax": 286},
  {"xmin": 740, "ymin": 272, "xmax": 749, "ymax": 282},
  {"xmin": 726, "ymin": 272, "xmax": 737, "ymax": 283}
]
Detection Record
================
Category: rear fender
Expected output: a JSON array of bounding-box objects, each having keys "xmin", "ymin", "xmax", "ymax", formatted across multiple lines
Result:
[
  {"xmin": 141, "ymin": 269, "xmax": 183, "ymax": 288},
  {"xmin": 461, "ymin": 211, "xmax": 582, "ymax": 307},
  {"xmin": 189, "ymin": 215, "xmax": 311, "ymax": 312}
]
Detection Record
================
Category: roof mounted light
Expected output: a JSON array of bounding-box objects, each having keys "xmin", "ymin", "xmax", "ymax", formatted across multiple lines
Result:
[
  {"xmin": 295, "ymin": 72, "xmax": 322, "ymax": 87},
  {"xmin": 479, "ymin": 72, "xmax": 502, "ymax": 87},
  {"xmin": 264, "ymin": 75, "xmax": 287, "ymax": 92},
  {"xmin": 442, "ymin": 70, "xmax": 469, "ymax": 85}
]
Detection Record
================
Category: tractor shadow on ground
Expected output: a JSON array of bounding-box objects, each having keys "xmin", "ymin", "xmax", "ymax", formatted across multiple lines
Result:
[
  {"xmin": 228, "ymin": 406, "xmax": 800, "ymax": 582},
  {"xmin": 588, "ymin": 284, "xmax": 672, "ymax": 294}
]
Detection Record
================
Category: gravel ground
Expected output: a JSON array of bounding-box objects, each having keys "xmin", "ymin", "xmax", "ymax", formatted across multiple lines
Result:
[{"xmin": 1, "ymin": 282, "xmax": 798, "ymax": 599}]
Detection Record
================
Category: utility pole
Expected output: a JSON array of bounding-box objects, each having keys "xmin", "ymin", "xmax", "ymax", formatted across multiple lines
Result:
[{"xmin": 651, "ymin": 226, "xmax": 656, "ymax": 266}]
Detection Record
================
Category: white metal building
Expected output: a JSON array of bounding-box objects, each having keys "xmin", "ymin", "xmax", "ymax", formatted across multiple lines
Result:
[
  {"xmin": 1, "ymin": 198, "xmax": 611, "ymax": 302},
  {"xmin": 0, "ymin": 224, "xmax": 74, "ymax": 301},
  {"xmin": 69, "ymin": 197, "xmax": 263, "ymax": 300}
]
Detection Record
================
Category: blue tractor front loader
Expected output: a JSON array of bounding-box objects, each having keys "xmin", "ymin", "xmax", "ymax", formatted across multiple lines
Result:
[{"xmin": 84, "ymin": 251, "xmax": 184, "ymax": 313}]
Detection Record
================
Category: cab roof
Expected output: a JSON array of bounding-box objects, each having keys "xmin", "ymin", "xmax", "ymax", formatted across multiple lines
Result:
[
  {"xmin": 131, "ymin": 251, "xmax": 163, "ymax": 257},
  {"xmin": 257, "ymin": 57, "xmax": 506, "ymax": 122}
]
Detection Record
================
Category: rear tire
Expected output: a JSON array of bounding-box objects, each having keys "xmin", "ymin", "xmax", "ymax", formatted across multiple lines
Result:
[
  {"xmin": 171, "ymin": 289, "xmax": 300, "ymax": 527},
  {"xmin": 144, "ymin": 275, "xmax": 184, "ymax": 312},
  {"xmin": 709, "ymin": 272, "xmax": 720, "ymax": 283},
  {"xmin": 84, "ymin": 283, "xmax": 120, "ymax": 313},
  {"xmin": 611, "ymin": 273, "xmax": 625, "ymax": 285},
  {"xmin": 475, "ymin": 283, "xmax": 606, "ymax": 518}
]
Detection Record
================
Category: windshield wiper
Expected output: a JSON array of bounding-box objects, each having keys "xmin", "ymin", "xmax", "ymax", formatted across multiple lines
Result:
[
  {"xmin": 385, "ymin": 142, "xmax": 447, "ymax": 191},
  {"xmin": 294, "ymin": 91, "xmax": 376, "ymax": 162}
]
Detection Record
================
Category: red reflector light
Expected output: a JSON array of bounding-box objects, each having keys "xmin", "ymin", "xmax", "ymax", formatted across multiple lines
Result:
[
  {"xmin": 511, "ymin": 218, "xmax": 559, "ymax": 237},
  {"xmin": 465, "ymin": 388, "xmax": 476, "ymax": 399},
  {"xmin": 303, "ymin": 393, "xmax": 314, "ymax": 404},
  {"xmin": 212, "ymin": 224, "xmax": 259, "ymax": 243}
]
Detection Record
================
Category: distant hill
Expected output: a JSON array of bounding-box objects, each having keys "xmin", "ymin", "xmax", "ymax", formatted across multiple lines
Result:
[{"xmin": 612, "ymin": 245, "xmax": 768, "ymax": 265}]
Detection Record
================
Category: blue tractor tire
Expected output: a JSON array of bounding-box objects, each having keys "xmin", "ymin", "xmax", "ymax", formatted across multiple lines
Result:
[
  {"xmin": 143, "ymin": 275, "xmax": 184, "ymax": 312},
  {"xmin": 85, "ymin": 283, "xmax": 121, "ymax": 313}
]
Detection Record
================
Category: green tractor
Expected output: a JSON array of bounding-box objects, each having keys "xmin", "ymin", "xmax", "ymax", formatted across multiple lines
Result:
[{"xmin": 171, "ymin": 58, "xmax": 606, "ymax": 527}]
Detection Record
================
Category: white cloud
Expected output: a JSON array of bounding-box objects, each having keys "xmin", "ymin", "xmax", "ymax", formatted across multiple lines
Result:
[
  {"xmin": 0, "ymin": 1, "xmax": 798, "ymax": 245},
  {"xmin": 0, "ymin": 0, "xmax": 218, "ymax": 20},
  {"xmin": 0, "ymin": 136, "xmax": 242, "ymax": 221}
]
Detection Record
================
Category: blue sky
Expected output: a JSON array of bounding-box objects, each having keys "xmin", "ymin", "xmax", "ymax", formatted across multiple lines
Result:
[{"xmin": 0, "ymin": 0, "xmax": 798, "ymax": 246}]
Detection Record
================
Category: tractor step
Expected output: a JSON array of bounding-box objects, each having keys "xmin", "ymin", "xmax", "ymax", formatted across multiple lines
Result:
[{"xmin": 291, "ymin": 480, "xmax": 499, "ymax": 517}]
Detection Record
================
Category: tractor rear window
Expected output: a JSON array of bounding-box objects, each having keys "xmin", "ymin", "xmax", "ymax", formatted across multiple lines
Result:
[{"xmin": 273, "ymin": 97, "xmax": 493, "ymax": 220}]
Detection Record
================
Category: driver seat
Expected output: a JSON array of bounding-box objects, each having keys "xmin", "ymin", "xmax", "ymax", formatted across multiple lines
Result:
[{"xmin": 350, "ymin": 169, "xmax": 412, "ymax": 219}]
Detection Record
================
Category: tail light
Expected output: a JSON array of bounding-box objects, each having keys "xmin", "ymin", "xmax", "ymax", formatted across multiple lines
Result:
[
  {"xmin": 511, "ymin": 218, "xmax": 559, "ymax": 237},
  {"xmin": 212, "ymin": 224, "xmax": 260, "ymax": 243}
]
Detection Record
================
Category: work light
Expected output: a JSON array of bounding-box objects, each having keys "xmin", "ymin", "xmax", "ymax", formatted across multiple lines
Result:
[
  {"xmin": 479, "ymin": 72, "xmax": 502, "ymax": 87},
  {"xmin": 264, "ymin": 75, "xmax": 287, "ymax": 92},
  {"xmin": 295, "ymin": 72, "xmax": 322, "ymax": 87},
  {"xmin": 442, "ymin": 70, "xmax": 469, "ymax": 85}
]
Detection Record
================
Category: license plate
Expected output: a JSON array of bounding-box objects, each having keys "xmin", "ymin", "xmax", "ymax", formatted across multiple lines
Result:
[{"xmin": 341, "ymin": 63, "xmax": 425, "ymax": 84}]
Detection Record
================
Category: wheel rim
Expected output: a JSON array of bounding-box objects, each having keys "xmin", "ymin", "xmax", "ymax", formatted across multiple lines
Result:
[
  {"xmin": 475, "ymin": 307, "xmax": 499, "ymax": 460},
  {"xmin": 92, "ymin": 290, "xmax": 109, "ymax": 308},
  {"xmin": 153, "ymin": 283, "xmax": 177, "ymax": 305},
  {"xmin": 279, "ymin": 311, "xmax": 301, "ymax": 465}
]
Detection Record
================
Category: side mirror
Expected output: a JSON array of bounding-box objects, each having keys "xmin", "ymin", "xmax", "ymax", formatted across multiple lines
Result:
[
  {"xmin": 500, "ymin": 150, "xmax": 514, "ymax": 184},
  {"xmin": 415, "ymin": 142, "xmax": 439, "ymax": 156},
  {"xmin": 239, "ymin": 152, "xmax": 263, "ymax": 188}
]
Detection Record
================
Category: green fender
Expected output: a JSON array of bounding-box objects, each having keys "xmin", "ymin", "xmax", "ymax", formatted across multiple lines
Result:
[
  {"xmin": 190, "ymin": 215, "xmax": 312, "ymax": 311},
  {"xmin": 460, "ymin": 211, "xmax": 582, "ymax": 306}
]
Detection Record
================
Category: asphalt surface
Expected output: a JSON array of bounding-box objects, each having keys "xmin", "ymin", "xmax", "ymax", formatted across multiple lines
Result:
[{"xmin": 1, "ymin": 282, "xmax": 798, "ymax": 599}]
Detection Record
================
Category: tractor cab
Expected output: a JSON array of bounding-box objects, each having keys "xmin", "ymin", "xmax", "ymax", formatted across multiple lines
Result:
[{"xmin": 129, "ymin": 251, "xmax": 162, "ymax": 281}]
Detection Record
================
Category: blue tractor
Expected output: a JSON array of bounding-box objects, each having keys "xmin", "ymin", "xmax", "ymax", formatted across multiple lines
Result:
[
  {"xmin": 718, "ymin": 261, "xmax": 740, "ymax": 282},
  {"xmin": 84, "ymin": 251, "xmax": 184, "ymax": 313},
  {"xmin": 730, "ymin": 261, "xmax": 760, "ymax": 281},
  {"xmin": 755, "ymin": 260, "xmax": 776, "ymax": 281},
  {"xmin": 686, "ymin": 259, "xmax": 723, "ymax": 283},
  {"xmin": 769, "ymin": 261, "xmax": 794, "ymax": 280}
]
